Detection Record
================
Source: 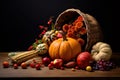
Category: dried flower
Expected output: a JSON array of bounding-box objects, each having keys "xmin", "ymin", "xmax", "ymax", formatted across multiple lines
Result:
[
  {"xmin": 79, "ymin": 27, "xmax": 87, "ymax": 35},
  {"xmin": 27, "ymin": 45, "xmax": 33, "ymax": 51},
  {"xmin": 73, "ymin": 16, "xmax": 83, "ymax": 25},
  {"xmin": 47, "ymin": 16, "xmax": 54, "ymax": 25},
  {"xmin": 77, "ymin": 38, "xmax": 85, "ymax": 46},
  {"xmin": 39, "ymin": 25, "xmax": 44, "ymax": 29},
  {"xmin": 62, "ymin": 24, "xmax": 69, "ymax": 32},
  {"xmin": 27, "ymin": 16, "xmax": 55, "ymax": 50}
]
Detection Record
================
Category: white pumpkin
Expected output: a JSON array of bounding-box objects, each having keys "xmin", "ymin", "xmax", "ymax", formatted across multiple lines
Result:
[{"xmin": 91, "ymin": 42, "xmax": 112, "ymax": 61}]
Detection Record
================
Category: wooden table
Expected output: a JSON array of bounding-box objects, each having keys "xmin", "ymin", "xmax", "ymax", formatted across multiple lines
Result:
[{"xmin": 0, "ymin": 52, "xmax": 120, "ymax": 80}]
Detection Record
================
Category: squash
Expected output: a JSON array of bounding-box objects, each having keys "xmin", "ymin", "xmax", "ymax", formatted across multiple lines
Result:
[
  {"xmin": 36, "ymin": 43, "xmax": 49, "ymax": 55},
  {"xmin": 91, "ymin": 42, "xmax": 112, "ymax": 61},
  {"xmin": 49, "ymin": 33, "xmax": 81, "ymax": 61},
  {"xmin": 42, "ymin": 30, "xmax": 58, "ymax": 46}
]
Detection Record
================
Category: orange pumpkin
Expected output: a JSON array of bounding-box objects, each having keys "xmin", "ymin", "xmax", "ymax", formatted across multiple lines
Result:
[{"xmin": 49, "ymin": 35, "xmax": 81, "ymax": 61}]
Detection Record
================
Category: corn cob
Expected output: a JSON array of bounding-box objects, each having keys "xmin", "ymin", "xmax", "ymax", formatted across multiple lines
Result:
[
  {"xmin": 8, "ymin": 51, "xmax": 27, "ymax": 57},
  {"xmin": 10, "ymin": 50, "xmax": 39, "ymax": 64}
]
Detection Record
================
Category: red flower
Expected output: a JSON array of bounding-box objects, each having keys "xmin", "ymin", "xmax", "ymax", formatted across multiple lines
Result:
[
  {"xmin": 38, "ymin": 34, "xmax": 42, "ymax": 38},
  {"xmin": 73, "ymin": 16, "xmax": 83, "ymax": 26},
  {"xmin": 35, "ymin": 39, "xmax": 38, "ymax": 44},
  {"xmin": 39, "ymin": 25, "xmax": 44, "ymax": 29},
  {"xmin": 27, "ymin": 45, "xmax": 33, "ymax": 51},
  {"xmin": 77, "ymin": 16, "xmax": 83, "ymax": 21},
  {"xmin": 47, "ymin": 20, "xmax": 52, "ymax": 25},
  {"xmin": 77, "ymin": 38, "xmax": 85, "ymax": 46},
  {"xmin": 67, "ymin": 32, "xmax": 74, "ymax": 37},
  {"xmin": 62, "ymin": 24, "xmax": 69, "ymax": 32},
  {"xmin": 47, "ymin": 16, "xmax": 54, "ymax": 25},
  {"xmin": 41, "ymin": 30, "xmax": 46, "ymax": 35},
  {"xmin": 44, "ymin": 27, "xmax": 48, "ymax": 31},
  {"xmin": 79, "ymin": 27, "xmax": 87, "ymax": 35},
  {"xmin": 75, "ymin": 22, "xmax": 83, "ymax": 29}
]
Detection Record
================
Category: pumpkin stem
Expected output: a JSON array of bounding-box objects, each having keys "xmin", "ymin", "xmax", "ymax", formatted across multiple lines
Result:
[{"xmin": 59, "ymin": 31, "xmax": 67, "ymax": 41}]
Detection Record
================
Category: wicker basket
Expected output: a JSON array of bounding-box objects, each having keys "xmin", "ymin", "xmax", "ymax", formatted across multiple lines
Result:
[{"xmin": 54, "ymin": 8, "xmax": 103, "ymax": 51}]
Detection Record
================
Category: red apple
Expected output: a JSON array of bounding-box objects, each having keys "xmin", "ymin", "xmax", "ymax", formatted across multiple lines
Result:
[
  {"xmin": 42, "ymin": 57, "xmax": 51, "ymax": 66},
  {"xmin": 3, "ymin": 61, "xmax": 9, "ymax": 68},
  {"xmin": 21, "ymin": 62, "xmax": 27, "ymax": 69},
  {"xmin": 77, "ymin": 52, "xmax": 92, "ymax": 69},
  {"xmin": 53, "ymin": 59, "xmax": 63, "ymax": 69}
]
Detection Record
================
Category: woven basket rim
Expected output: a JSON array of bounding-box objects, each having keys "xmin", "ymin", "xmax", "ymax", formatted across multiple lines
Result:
[
  {"xmin": 54, "ymin": 8, "xmax": 89, "ymax": 28},
  {"xmin": 54, "ymin": 8, "xmax": 103, "ymax": 51}
]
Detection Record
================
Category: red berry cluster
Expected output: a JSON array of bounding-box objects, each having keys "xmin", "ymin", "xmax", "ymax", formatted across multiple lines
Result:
[
  {"xmin": 38, "ymin": 16, "xmax": 54, "ymax": 38},
  {"xmin": 27, "ymin": 16, "xmax": 54, "ymax": 50}
]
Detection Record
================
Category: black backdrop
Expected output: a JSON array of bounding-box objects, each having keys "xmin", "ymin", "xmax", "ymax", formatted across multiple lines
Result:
[{"xmin": 0, "ymin": 0, "xmax": 115, "ymax": 52}]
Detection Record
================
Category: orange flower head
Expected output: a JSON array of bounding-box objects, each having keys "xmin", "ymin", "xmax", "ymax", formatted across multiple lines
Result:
[
  {"xmin": 79, "ymin": 27, "xmax": 87, "ymax": 35},
  {"xmin": 73, "ymin": 16, "xmax": 83, "ymax": 25},
  {"xmin": 66, "ymin": 32, "xmax": 74, "ymax": 38},
  {"xmin": 75, "ymin": 22, "xmax": 83, "ymax": 28},
  {"xmin": 62, "ymin": 24, "xmax": 69, "ymax": 32},
  {"xmin": 77, "ymin": 38, "xmax": 85, "ymax": 46},
  {"xmin": 77, "ymin": 16, "xmax": 83, "ymax": 21}
]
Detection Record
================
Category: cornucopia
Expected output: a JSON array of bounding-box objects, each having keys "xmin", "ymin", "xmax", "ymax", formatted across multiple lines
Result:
[{"xmin": 3, "ymin": 8, "xmax": 115, "ymax": 71}]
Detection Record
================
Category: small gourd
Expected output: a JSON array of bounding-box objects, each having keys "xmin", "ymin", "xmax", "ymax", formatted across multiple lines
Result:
[
  {"xmin": 36, "ymin": 43, "xmax": 49, "ymax": 55},
  {"xmin": 42, "ymin": 30, "xmax": 58, "ymax": 45},
  {"xmin": 91, "ymin": 42, "xmax": 112, "ymax": 61}
]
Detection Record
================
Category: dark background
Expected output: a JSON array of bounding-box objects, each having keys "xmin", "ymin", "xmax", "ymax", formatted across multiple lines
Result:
[{"xmin": 0, "ymin": 0, "xmax": 116, "ymax": 52}]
